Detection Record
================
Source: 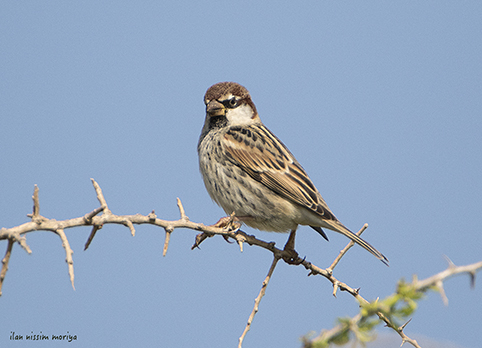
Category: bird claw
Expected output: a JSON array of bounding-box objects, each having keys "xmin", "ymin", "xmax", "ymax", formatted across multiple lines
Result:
[
  {"xmin": 211, "ymin": 215, "xmax": 241, "ymax": 231},
  {"xmin": 191, "ymin": 232, "xmax": 213, "ymax": 250},
  {"xmin": 222, "ymin": 235, "xmax": 234, "ymax": 244},
  {"xmin": 282, "ymin": 248, "xmax": 305, "ymax": 265}
]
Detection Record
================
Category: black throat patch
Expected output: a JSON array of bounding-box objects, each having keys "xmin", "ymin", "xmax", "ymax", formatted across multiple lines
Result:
[{"xmin": 209, "ymin": 115, "xmax": 228, "ymax": 130}]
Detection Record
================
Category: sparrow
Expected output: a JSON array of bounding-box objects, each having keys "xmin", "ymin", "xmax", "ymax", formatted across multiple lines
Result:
[{"xmin": 197, "ymin": 82, "xmax": 388, "ymax": 265}]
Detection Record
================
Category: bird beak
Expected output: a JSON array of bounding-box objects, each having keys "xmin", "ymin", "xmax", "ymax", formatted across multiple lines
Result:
[{"xmin": 206, "ymin": 100, "xmax": 226, "ymax": 117}]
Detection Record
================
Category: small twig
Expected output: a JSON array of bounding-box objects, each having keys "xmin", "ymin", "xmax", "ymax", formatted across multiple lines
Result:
[
  {"xmin": 0, "ymin": 239, "xmax": 14, "ymax": 296},
  {"xmin": 83, "ymin": 179, "xmax": 112, "ymax": 248},
  {"xmin": 31, "ymin": 185, "xmax": 40, "ymax": 219},
  {"xmin": 162, "ymin": 198, "xmax": 189, "ymax": 257},
  {"xmin": 91, "ymin": 178, "xmax": 111, "ymax": 214},
  {"xmin": 238, "ymin": 255, "xmax": 280, "ymax": 348},
  {"xmin": 327, "ymin": 223, "xmax": 368, "ymax": 273},
  {"xmin": 414, "ymin": 259, "xmax": 482, "ymax": 304},
  {"xmin": 26, "ymin": 185, "xmax": 47, "ymax": 224},
  {"xmin": 0, "ymin": 229, "xmax": 31, "ymax": 254},
  {"xmin": 414, "ymin": 260, "xmax": 482, "ymax": 291},
  {"xmin": 401, "ymin": 337, "xmax": 421, "ymax": 348},
  {"xmin": 55, "ymin": 229, "xmax": 75, "ymax": 290}
]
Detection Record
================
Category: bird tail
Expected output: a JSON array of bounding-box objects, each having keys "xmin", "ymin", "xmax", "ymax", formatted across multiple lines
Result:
[{"xmin": 320, "ymin": 220, "xmax": 389, "ymax": 266}]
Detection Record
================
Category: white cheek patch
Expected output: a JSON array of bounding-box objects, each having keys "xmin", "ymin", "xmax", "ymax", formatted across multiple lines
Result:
[{"xmin": 226, "ymin": 104, "xmax": 254, "ymax": 125}]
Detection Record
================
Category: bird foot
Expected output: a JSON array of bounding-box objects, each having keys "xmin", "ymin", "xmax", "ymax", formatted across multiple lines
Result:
[
  {"xmin": 211, "ymin": 215, "xmax": 241, "ymax": 231},
  {"xmin": 282, "ymin": 247, "xmax": 304, "ymax": 265}
]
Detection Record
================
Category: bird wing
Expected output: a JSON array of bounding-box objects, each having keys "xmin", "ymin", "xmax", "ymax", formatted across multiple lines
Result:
[
  {"xmin": 222, "ymin": 124, "xmax": 337, "ymax": 222},
  {"xmin": 222, "ymin": 124, "xmax": 389, "ymax": 265}
]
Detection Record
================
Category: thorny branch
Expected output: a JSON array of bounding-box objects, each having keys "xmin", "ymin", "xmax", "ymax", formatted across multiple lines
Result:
[
  {"xmin": 302, "ymin": 259, "xmax": 482, "ymax": 348},
  {"xmin": 238, "ymin": 255, "xmax": 280, "ymax": 348},
  {"xmin": 0, "ymin": 179, "xmax": 481, "ymax": 348}
]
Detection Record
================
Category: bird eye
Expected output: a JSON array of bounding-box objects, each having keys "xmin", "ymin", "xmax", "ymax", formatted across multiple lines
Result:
[{"xmin": 223, "ymin": 98, "xmax": 238, "ymax": 108}]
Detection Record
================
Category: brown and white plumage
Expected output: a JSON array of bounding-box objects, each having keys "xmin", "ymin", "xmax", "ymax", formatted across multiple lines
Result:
[{"xmin": 198, "ymin": 82, "xmax": 388, "ymax": 265}]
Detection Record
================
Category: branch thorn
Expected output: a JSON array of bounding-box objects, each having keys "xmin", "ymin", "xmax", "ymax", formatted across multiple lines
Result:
[
  {"xmin": 332, "ymin": 281, "xmax": 339, "ymax": 298},
  {"xmin": 163, "ymin": 226, "xmax": 173, "ymax": 257},
  {"xmin": 443, "ymin": 254, "xmax": 456, "ymax": 269},
  {"xmin": 436, "ymin": 280, "xmax": 449, "ymax": 305},
  {"xmin": 469, "ymin": 271, "xmax": 476, "ymax": 288},
  {"xmin": 177, "ymin": 198, "xmax": 188, "ymax": 221},
  {"xmin": 148, "ymin": 210, "xmax": 157, "ymax": 221},
  {"xmin": 399, "ymin": 318, "xmax": 412, "ymax": 331},
  {"xmin": 84, "ymin": 224, "xmax": 102, "ymax": 250}
]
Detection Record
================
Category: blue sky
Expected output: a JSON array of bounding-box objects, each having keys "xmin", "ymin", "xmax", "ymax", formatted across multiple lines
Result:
[{"xmin": 1, "ymin": 2, "xmax": 481, "ymax": 348}]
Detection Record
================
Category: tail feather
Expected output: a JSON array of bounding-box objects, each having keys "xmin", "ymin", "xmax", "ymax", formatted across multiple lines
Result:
[
  {"xmin": 310, "ymin": 226, "xmax": 329, "ymax": 241},
  {"xmin": 319, "ymin": 220, "xmax": 389, "ymax": 266}
]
